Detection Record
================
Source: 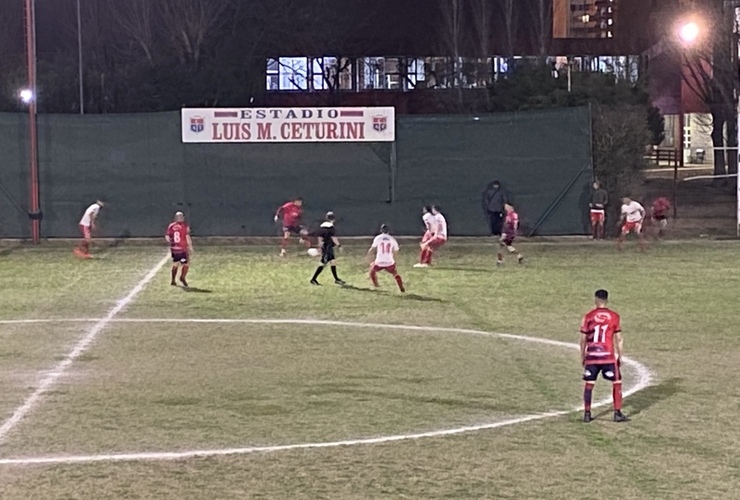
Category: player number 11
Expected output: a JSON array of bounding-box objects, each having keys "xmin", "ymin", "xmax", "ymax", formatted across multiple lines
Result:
[{"xmin": 593, "ymin": 324, "xmax": 608, "ymax": 343}]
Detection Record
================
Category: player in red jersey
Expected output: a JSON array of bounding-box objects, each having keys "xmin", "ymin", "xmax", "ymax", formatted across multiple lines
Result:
[
  {"xmin": 165, "ymin": 212, "xmax": 193, "ymax": 287},
  {"xmin": 651, "ymin": 196, "xmax": 671, "ymax": 237},
  {"xmin": 274, "ymin": 197, "xmax": 309, "ymax": 256},
  {"xmin": 580, "ymin": 289, "xmax": 629, "ymax": 423},
  {"xmin": 497, "ymin": 204, "xmax": 523, "ymax": 265}
]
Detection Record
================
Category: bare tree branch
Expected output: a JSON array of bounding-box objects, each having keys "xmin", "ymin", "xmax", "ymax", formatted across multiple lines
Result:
[
  {"xmin": 107, "ymin": 0, "xmax": 156, "ymax": 64},
  {"xmin": 159, "ymin": 0, "xmax": 232, "ymax": 65}
]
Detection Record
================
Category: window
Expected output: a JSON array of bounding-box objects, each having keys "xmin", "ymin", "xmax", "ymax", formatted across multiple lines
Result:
[
  {"xmin": 406, "ymin": 58, "xmax": 425, "ymax": 89},
  {"xmin": 359, "ymin": 57, "xmax": 385, "ymax": 90},
  {"xmin": 266, "ymin": 58, "xmax": 279, "ymax": 91},
  {"xmin": 425, "ymin": 57, "xmax": 452, "ymax": 88},
  {"xmin": 278, "ymin": 57, "xmax": 308, "ymax": 91},
  {"xmin": 312, "ymin": 57, "xmax": 337, "ymax": 91},
  {"xmin": 385, "ymin": 58, "xmax": 402, "ymax": 90}
]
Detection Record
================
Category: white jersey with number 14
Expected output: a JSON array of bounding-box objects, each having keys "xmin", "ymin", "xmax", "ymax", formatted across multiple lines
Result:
[{"xmin": 372, "ymin": 234, "xmax": 399, "ymax": 266}]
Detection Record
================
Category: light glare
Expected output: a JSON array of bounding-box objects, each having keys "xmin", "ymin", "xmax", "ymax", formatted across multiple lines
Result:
[
  {"xmin": 19, "ymin": 89, "xmax": 34, "ymax": 104},
  {"xmin": 678, "ymin": 21, "xmax": 700, "ymax": 45}
]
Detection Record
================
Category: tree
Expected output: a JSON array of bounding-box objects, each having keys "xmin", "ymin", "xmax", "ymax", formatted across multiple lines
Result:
[
  {"xmin": 526, "ymin": 0, "xmax": 553, "ymax": 59},
  {"xmin": 107, "ymin": 0, "xmax": 157, "ymax": 65},
  {"xmin": 591, "ymin": 104, "xmax": 651, "ymax": 234},
  {"xmin": 437, "ymin": 0, "xmax": 465, "ymax": 107},
  {"xmin": 160, "ymin": 0, "xmax": 233, "ymax": 66},
  {"xmin": 497, "ymin": 0, "xmax": 520, "ymax": 61},
  {"xmin": 678, "ymin": 1, "xmax": 738, "ymax": 179}
]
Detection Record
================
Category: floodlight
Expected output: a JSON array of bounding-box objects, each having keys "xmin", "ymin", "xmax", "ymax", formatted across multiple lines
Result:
[
  {"xmin": 19, "ymin": 88, "xmax": 34, "ymax": 104},
  {"xmin": 678, "ymin": 21, "xmax": 701, "ymax": 46}
]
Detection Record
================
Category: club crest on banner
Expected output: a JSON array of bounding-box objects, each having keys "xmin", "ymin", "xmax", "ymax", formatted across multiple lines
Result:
[
  {"xmin": 190, "ymin": 116, "xmax": 205, "ymax": 133},
  {"xmin": 373, "ymin": 115, "xmax": 388, "ymax": 132}
]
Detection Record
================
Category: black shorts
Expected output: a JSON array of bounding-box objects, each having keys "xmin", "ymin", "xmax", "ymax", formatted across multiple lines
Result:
[
  {"xmin": 653, "ymin": 215, "xmax": 667, "ymax": 221},
  {"xmin": 283, "ymin": 225, "xmax": 305, "ymax": 236},
  {"xmin": 171, "ymin": 251, "xmax": 188, "ymax": 264},
  {"xmin": 583, "ymin": 363, "xmax": 619, "ymax": 382},
  {"xmin": 321, "ymin": 248, "xmax": 336, "ymax": 264}
]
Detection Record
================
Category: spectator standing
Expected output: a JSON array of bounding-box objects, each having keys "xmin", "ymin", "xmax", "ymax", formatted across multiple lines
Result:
[
  {"xmin": 482, "ymin": 180, "xmax": 509, "ymax": 236},
  {"xmin": 589, "ymin": 181, "xmax": 609, "ymax": 240}
]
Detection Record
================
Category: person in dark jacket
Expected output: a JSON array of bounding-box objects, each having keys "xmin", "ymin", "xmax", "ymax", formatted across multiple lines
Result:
[
  {"xmin": 482, "ymin": 180, "xmax": 509, "ymax": 236},
  {"xmin": 589, "ymin": 181, "xmax": 609, "ymax": 240}
]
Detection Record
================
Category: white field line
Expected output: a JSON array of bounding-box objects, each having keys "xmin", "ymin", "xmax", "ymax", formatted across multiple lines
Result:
[
  {"xmin": 0, "ymin": 319, "xmax": 654, "ymax": 466},
  {"xmin": 0, "ymin": 254, "xmax": 169, "ymax": 445}
]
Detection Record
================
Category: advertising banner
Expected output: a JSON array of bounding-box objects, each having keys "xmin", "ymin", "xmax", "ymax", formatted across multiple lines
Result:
[{"xmin": 181, "ymin": 107, "xmax": 395, "ymax": 143}]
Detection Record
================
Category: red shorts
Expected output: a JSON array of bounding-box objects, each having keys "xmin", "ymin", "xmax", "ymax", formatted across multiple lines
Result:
[
  {"xmin": 421, "ymin": 230, "xmax": 433, "ymax": 244},
  {"xmin": 371, "ymin": 264, "xmax": 397, "ymax": 274},
  {"xmin": 590, "ymin": 210, "xmax": 605, "ymax": 223},
  {"xmin": 427, "ymin": 236, "xmax": 447, "ymax": 249},
  {"xmin": 621, "ymin": 221, "xmax": 642, "ymax": 234},
  {"xmin": 80, "ymin": 224, "xmax": 91, "ymax": 240}
]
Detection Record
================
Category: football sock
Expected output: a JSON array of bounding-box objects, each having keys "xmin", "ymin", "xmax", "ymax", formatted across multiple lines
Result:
[
  {"xmin": 330, "ymin": 266, "xmax": 339, "ymax": 280},
  {"xmin": 419, "ymin": 248, "xmax": 426, "ymax": 264},
  {"xmin": 612, "ymin": 381, "xmax": 623, "ymax": 411},
  {"xmin": 370, "ymin": 269, "xmax": 379, "ymax": 287},
  {"xmin": 180, "ymin": 265, "xmax": 189, "ymax": 280},
  {"xmin": 497, "ymin": 252, "xmax": 503, "ymax": 261},
  {"xmin": 281, "ymin": 238, "xmax": 288, "ymax": 250},
  {"xmin": 81, "ymin": 241, "xmax": 90, "ymax": 253},
  {"xmin": 426, "ymin": 250, "xmax": 433, "ymax": 265},
  {"xmin": 171, "ymin": 266, "xmax": 178, "ymax": 281},
  {"xmin": 584, "ymin": 382, "xmax": 595, "ymax": 412},
  {"xmin": 311, "ymin": 266, "xmax": 324, "ymax": 281},
  {"xmin": 394, "ymin": 274, "xmax": 405, "ymax": 292}
]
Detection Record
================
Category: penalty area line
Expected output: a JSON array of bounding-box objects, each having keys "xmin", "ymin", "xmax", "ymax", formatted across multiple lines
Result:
[
  {"xmin": 0, "ymin": 254, "xmax": 170, "ymax": 445},
  {"xmin": 0, "ymin": 319, "xmax": 654, "ymax": 466}
]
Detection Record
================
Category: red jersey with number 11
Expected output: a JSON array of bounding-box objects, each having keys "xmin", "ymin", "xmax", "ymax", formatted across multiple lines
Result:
[
  {"xmin": 580, "ymin": 307, "xmax": 621, "ymax": 365},
  {"xmin": 166, "ymin": 222, "xmax": 190, "ymax": 253}
]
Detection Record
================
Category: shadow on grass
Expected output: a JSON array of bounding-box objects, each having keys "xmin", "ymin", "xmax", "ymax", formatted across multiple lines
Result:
[
  {"xmin": 94, "ymin": 232, "xmax": 131, "ymax": 256},
  {"xmin": 0, "ymin": 245, "xmax": 21, "ymax": 257},
  {"xmin": 593, "ymin": 377, "xmax": 682, "ymax": 419},
  {"xmin": 181, "ymin": 287, "xmax": 213, "ymax": 294},
  {"xmin": 310, "ymin": 386, "xmax": 520, "ymax": 413},
  {"xmin": 340, "ymin": 284, "xmax": 444, "ymax": 303},
  {"xmin": 624, "ymin": 377, "xmax": 682, "ymax": 416}
]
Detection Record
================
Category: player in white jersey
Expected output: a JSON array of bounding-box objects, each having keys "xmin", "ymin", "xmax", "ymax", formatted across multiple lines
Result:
[
  {"xmin": 617, "ymin": 196, "xmax": 646, "ymax": 252},
  {"xmin": 415, "ymin": 205, "xmax": 447, "ymax": 268},
  {"xmin": 415, "ymin": 206, "xmax": 435, "ymax": 267},
  {"xmin": 368, "ymin": 224, "xmax": 405, "ymax": 292},
  {"xmin": 74, "ymin": 200, "xmax": 104, "ymax": 259}
]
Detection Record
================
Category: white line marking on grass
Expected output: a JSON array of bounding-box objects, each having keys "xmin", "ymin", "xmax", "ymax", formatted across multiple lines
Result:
[
  {"xmin": 0, "ymin": 319, "xmax": 654, "ymax": 466},
  {"xmin": 0, "ymin": 255, "xmax": 169, "ymax": 445}
]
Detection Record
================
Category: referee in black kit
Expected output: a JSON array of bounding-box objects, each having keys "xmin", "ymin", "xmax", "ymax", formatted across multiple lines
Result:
[{"xmin": 310, "ymin": 211, "xmax": 346, "ymax": 286}]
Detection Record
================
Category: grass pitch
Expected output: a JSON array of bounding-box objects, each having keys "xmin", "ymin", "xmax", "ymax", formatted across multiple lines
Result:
[{"xmin": 0, "ymin": 240, "xmax": 738, "ymax": 499}]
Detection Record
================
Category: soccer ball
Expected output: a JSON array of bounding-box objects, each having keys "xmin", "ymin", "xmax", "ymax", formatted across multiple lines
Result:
[{"xmin": 307, "ymin": 248, "xmax": 320, "ymax": 257}]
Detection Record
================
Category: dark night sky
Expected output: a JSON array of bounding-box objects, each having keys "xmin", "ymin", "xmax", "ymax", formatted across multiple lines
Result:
[{"xmin": 0, "ymin": 0, "xmax": 680, "ymax": 60}]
